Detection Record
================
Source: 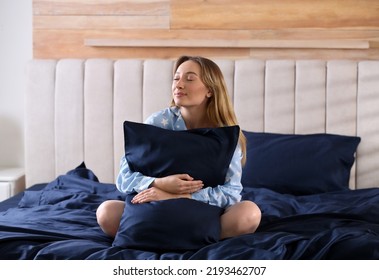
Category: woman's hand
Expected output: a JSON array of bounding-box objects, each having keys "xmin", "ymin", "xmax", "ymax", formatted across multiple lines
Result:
[
  {"xmin": 151, "ymin": 174, "xmax": 204, "ymax": 194},
  {"xmin": 131, "ymin": 187, "xmax": 190, "ymax": 204},
  {"xmin": 131, "ymin": 174, "xmax": 203, "ymax": 204}
]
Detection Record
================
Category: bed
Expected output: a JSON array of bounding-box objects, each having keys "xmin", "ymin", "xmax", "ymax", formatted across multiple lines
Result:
[{"xmin": 1, "ymin": 58, "xmax": 379, "ymax": 260}]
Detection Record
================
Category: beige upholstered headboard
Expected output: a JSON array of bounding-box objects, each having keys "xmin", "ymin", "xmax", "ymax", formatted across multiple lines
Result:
[{"xmin": 25, "ymin": 59, "xmax": 379, "ymax": 190}]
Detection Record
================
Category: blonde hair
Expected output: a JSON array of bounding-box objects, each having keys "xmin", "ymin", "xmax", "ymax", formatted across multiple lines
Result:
[{"xmin": 171, "ymin": 55, "xmax": 247, "ymax": 165}]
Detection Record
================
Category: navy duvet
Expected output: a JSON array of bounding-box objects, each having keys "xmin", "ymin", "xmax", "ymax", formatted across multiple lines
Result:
[{"xmin": 0, "ymin": 165, "xmax": 378, "ymax": 260}]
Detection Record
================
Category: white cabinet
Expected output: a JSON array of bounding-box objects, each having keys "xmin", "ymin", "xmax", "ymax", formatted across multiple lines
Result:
[{"xmin": 0, "ymin": 168, "xmax": 25, "ymax": 202}]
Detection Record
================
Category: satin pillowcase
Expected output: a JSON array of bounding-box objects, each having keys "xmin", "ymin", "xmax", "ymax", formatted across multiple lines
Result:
[
  {"xmin": 241, "ymin": 131, "xmax": 361, "ymax": 195},
  {"xmin": 113, "ymin": 194, "xmax": 224, "ymax": 251},
  {"xmin": 123, "ymin": 121, "xmax": 240, "ymax": 187}
]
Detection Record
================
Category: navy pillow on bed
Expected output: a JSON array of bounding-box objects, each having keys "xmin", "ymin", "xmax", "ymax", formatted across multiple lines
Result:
[
  {"xmin": 242, "ymin": 131, "xmax": 361, "ymax": 195},
  {"xmin": 112, "ymin": 194, "xmax": 224, "ymax": 251},
  {"xmin": 123, "ymin": 121, "xmax": 240, "ymax": 187}
]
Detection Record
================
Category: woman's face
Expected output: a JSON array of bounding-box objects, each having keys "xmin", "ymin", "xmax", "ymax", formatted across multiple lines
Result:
[{"xmin": 172, "ymin": 60, "xmax": 210, "ymax": 108}]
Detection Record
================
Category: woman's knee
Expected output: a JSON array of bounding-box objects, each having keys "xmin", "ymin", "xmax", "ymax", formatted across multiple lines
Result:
[
  {"xmin": 96, "ymin": 201, "xmax": 110, "ymax": 225},
  {"xmin": 243, "ymin": 201, "xmax": 261, "ymax": 231},
  {"xmin": 221, "ymin": 200, "xmax": 261, "ymax": 238},
  {"xmin": 96, "ymin": 200, "xmax": 125, "ymax": 237},
  {"xmin": 234, "ymin": 200, "xmax": 261, "ymax": 232}
]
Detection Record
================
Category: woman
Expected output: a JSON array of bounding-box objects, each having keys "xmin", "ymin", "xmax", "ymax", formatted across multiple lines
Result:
[{"xmin": 96, "ymin": 55, "xmax": 261, "ymax": 239}]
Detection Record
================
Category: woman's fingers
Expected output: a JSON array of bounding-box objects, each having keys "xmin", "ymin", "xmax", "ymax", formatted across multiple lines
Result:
[
  {"xmin": 131, "ymin": 190, "xmax": 150, "ymax": 204},
  {"xmin": 179, "ymin": 180, "xmax": 204, "ymax": 194}
]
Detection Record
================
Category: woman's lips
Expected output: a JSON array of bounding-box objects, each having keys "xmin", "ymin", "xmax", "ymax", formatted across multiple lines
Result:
[{"xmin": 174, "ymin": 92, "xmax": 186, "ymax": 97}]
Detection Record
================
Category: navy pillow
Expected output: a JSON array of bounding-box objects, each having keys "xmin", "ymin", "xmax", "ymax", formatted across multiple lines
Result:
[
  {"xmin": 242, "ymin": 131, "xmax": 361, "ymax": 195},
  {"xmin": 112, "ymin": 194, "xmax": 224, "ymax": 251},
  {"xmin": 123, "ymin": 121, "xmax": 240, "ymax": 187}
]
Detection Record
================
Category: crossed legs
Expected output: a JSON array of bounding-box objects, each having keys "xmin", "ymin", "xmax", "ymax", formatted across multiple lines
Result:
[{"xmin": 96, "ymin": 199, "xmax": 261, "ymax": 239}]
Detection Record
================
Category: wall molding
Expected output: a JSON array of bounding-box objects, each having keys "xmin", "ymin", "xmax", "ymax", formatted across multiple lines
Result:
[{"xmin": 84, "ymin": 38, "xmax": 370, "ymax": 49}]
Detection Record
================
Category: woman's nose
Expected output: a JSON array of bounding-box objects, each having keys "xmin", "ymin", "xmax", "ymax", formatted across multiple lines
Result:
[{"xmin": 176, "ymin": 80, "xmax": 184, "ymax": 89}]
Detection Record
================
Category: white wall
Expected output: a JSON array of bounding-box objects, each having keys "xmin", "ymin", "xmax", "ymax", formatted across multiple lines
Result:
[{"xmin": 0, "ymin": 0, "xmax": 32, "ymax": 167}]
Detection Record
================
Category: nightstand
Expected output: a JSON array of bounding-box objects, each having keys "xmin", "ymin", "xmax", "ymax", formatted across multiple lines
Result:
[{"xmin": 0, "ymin": 168, "xmax": 25, "ymax": 202}]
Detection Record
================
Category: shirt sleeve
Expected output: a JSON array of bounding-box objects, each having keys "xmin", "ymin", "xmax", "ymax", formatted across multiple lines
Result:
[
  {"xmin": 116, "ymin": 155, "xmax": 155, "ymax": 194},
  {"xmin": 191, "ymin": 144, "xmax": 243, "ymax": 208}
]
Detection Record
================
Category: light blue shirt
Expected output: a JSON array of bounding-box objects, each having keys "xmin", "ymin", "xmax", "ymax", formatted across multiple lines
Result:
[{"xmin": 116, "ymin": 107, "xmax": 243, "ymax": 208}]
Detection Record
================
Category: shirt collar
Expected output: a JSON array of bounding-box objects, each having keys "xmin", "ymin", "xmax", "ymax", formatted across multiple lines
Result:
[
  {"xmin": 169, "ymin": 106, "xmax": 181, "ymax": 117},
  {"xmin": 169, "ymin": 106, "xmax": 187, "ymax": 130}
]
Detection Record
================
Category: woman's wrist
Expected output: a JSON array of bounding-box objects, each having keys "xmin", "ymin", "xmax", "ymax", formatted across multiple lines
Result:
[{"xmin": 151, "ymin": 178, "xmax": 161, "ymax": 189}]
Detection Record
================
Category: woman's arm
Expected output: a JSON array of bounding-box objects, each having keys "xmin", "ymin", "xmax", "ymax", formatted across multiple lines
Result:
[
  {"xmin": 116, "ymin": 155, "xmax": 155, "ymax": 193},
  {"xmin": 191, "ymin": 146, "xmax": 243, "ymax": 208},
  {"xmin": 117, "ymin": 155, "xmax": 203, "ymax": 196},
  {"xmin": 122, "ymin": 145, "xmax": 243, "ymax": 208}
]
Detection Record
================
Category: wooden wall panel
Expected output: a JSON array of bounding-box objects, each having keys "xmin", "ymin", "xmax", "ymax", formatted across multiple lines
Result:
[
  {"xmin": 34, "ymin": 15, "xmax": 169, "ymax": 29},
  {"xmin": 33, "ymin": 0, "xmax": 168, "ymax": 16},
  {"xmin": 33, "ymin": 0, "xmax": 379, "ymax": 60},
  {"xmin": 171, "ymin": 0, "xmax": 379, "ymax": 29}
]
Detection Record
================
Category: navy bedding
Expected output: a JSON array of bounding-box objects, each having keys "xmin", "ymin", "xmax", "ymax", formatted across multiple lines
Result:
[{"xmin": 0, "ymin": 164, "xmax": 379, "ymax": 260}]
